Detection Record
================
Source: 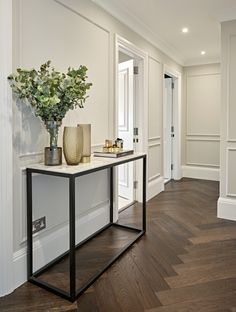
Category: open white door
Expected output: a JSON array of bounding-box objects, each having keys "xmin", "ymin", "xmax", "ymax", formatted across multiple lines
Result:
[
  {"xmin": 164, "ymin": 77, "xmax": 173, "ymax": 182},
  {"xmin": 118, "ymin": 60, "xmax": 134, "ymax": 206}
]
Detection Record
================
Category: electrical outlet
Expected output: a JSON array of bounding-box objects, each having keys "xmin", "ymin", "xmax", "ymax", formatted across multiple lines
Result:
[{"xmin": 32, "ymin": 216, "xmax": 46, "ymax": 234}]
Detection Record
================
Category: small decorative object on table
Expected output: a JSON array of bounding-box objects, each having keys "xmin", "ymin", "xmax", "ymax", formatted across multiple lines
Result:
[
  {"xmin": 8, "ymin": 61, "xmax": 92, "ymax": 165},
  {"xmin": 94, "ymin": 138, "xmax": 133, "ymax": 158},
  {"xmin": 115, "ymin": 138, "xmax": 124, "ymax": 150}
]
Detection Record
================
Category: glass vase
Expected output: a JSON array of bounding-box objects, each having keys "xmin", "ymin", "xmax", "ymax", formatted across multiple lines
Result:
[
  {"xmin": 44, "ymin": 120, "xmax": 62, "ymax": 166},
  {"xmin": 78, "ymin": 124, "xmax": 91, "ymax": 163},
  {"xmin": 63, "ymin": 126, "xmax": 83, "ymax": 165}
]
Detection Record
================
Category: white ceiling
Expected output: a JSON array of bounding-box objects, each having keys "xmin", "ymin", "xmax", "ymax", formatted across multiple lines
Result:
[{"xmin": 92, "ymin": 0, "xmax": 236, "ymax": 66}]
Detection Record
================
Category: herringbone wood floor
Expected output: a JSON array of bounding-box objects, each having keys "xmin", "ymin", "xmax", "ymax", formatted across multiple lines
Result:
[{"xmin": 1, "ymin": 178, "xmax": 236, "ymax": 311}]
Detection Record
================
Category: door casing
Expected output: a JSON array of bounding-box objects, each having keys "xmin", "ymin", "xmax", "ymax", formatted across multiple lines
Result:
[
  {"xmin": 163, "ymin": 65, "xmax": 182, "ymax": 182},
  {"xmin": 114, "ymin": 35, "xmax": 148, "ymax": 220}
]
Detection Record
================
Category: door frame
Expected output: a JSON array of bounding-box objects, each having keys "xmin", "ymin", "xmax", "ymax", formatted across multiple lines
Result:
[
  {"xmin": 0, "ymin": 0, "xmax": 14, "ymax": 297},
  {"xmin": 163, "ymin": 76, "xmax": 173, "ymax": 182},
  {"xmin": 163, "ymin": 64, "xmax": 182, "ymax": 181},
  {"xmin": 115, "ymin": 35, "xmax": 148, "ymax": 207}
]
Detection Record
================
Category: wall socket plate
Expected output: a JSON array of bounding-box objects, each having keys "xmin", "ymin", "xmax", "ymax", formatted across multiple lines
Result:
[{"xmin": 32, "ymin": 216, "xmax": 46, "ymax": 234}]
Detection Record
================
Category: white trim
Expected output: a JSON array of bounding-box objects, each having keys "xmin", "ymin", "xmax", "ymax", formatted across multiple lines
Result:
[
  {"xmin": 184, "ymin": 57, "xmax": 221, "ymax": 67},
  {"xmin": 20, "ymin": 151, "xmax": 44, "ymax": 159},
  {"xmin": 55, "ymin": 0, "xmax": 111, "ymax": 34},
  {"xmin": 186, "ymin": 137, "xmax": 220, "ymax": 142},
  {"xmin": 163, "ymin": 64, "xmax": 182, "ymax": 180},
  {"xmin": 148, "ymin": 173, "xmax": 161, "ymax": 183},
  {"xmin": 148, "ymin": 55, "xmax": 161, "ymax": 64},
  {"xmin": 148, "ymin": 136, "xmax": 161, "ymax": 141},
  {"xmin": 186, "ymin": 162, "xmax": 219, "ymax": 168},
  {"xmin": 115, "ymin": 35, "xmax": 149, "ymax": 153},
  {"xmin": 226, "ymin": 148, "xmax": 236, "ymax": 197},
  {"xmin": 215, "ymin": 6, "xmax": 236, "ymax": 23},
  {"xmin": 217, "ymin": 197, "xmax": 236, "ymax": 221},
  {"xmin": 186, "ymin": 73, "xmax": 221, "ymax": 78},
  {"xmin": 0, "ymin": 0, "xmax": 14, "ymax": 297},
  {"xmin": 182, "ymin": 165, "xmax": 220, "ymax": 181},
  {"xmin": 186, "ymin": 133, "xmax": 220, "ymax": 137},
  {"xmin": 93, "ymin": 0, "xmax": 184, "ymax": 66},
  {"xmin": 148, "ymin": 142, "xmax": 161, "ymax": 148},
  {"xmin": 147, "ymin": 176, "xmax": 164, "ymax": 200},
  {"xmin": 115, "ymin": 35, "xmax": 148, "ymax": 204},
  {"xmin": 226, "ymin": 34, "xmax": 236, "ymax": 142}
]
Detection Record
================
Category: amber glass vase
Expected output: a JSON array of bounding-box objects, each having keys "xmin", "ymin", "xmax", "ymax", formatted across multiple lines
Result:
[{"xmin": 63, "ymin": 126, "xmax": 83, "ymax": 165}]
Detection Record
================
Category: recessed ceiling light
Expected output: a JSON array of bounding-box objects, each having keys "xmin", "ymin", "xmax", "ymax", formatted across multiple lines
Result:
[
  {"xmin": 201, "ymin": 51, "xmax": 206, "ymax": 55},
  {"xmin": 182, "ymin": 27, "xmax": 189, "ymax": 33}
]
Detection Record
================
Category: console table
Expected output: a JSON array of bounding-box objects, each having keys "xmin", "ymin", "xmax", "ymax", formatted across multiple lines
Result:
[{"xmin": 26, "ymin": 153, "xmax": 147, "ymax": 302}]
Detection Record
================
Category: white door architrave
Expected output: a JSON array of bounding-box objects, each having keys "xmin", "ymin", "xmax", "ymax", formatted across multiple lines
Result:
[
  {"xmin": 115, "ymin": 35, "xmax": 148, "ymax": 213},
  {"xmin": 163, "ymin": 65, "xmax": 182, "ymax": 181},
  {"xmin": 118, "ymin": 59, "xmax": 134, "ymax": 203},
  {"xmin": 0, "ymin": 0, "xmax": 14, "ymax": 297}
]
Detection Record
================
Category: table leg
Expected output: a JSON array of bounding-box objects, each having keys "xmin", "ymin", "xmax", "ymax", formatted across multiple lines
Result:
[
  {"xmin": 69, "ymin": 176, "xmax": 76, "ymax": 301},
  {"xmin": 110, "ymin": 167, "xmax": 113, "ymax": 223},
  {"xmin": 142, "ymin": 155, "xmax": 147, "ymax": 232},
  {"xmin": 27, "ymin": 169, "xmax": 33, "ymax": 280}
]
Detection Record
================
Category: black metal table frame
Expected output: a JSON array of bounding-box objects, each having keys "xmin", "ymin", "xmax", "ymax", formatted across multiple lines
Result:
[{"xmin": 27, "ymin": 154, "xmax": 146, "ymax": 302}]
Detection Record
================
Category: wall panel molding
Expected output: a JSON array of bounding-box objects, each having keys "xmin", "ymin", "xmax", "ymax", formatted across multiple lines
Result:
[
  {"xmin": 148, "ymin": 173, "xmax": 161, "ymax": 183},
  {"xmin": 148, "ymin": 136, "xmax": 161, "ymax": 141},
  {"xmin": 186, "ymin": 162, "xmax": 219, "ymax": 168},
  {"xmin": 227, "ymin": 34, "xmax": 236, "ymax": 141},
  {"xmin": 186, "ymin": 137, "xmax": 220, "ymax": 142},
  {"xmin": 148, "ymin": 142, "xmax": 161, "ymax": 148},
  {"xmin": 226, "ymin": 148, "xmax": 236, "ymax": 197},
  {"xmin": 186, "ymin": 133, "xmax": 220, "ymax": 137},
  {"xmin": 187, "ymin": 73, "xmax": 220, "ymax": 78},
  {"xmin": 186, "ymin": 140, "xmax": 220, "ymax": 167},
  {"xmin": 55, "ymin": 0, "xmax": 111, "ymax": 34}
]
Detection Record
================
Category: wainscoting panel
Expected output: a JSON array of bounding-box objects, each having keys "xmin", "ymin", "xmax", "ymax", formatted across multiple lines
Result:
[
  {"xmin": 186, "ymin": 74, "xmax": 220, "ymax": 135},
  {"xmin": 226, "ymin": 148, "xmax": 236, "ymax": 196},
  {"xmin": 186, "ymin": 138, "xmax": 220, "ymax": 167},
  {"xmin": 148, "ymin": 142, "xmax": 162, "ymax": 181},
  {"xmin": 228, "ymin": 35, "xmax": 236, "ymax": 141}
]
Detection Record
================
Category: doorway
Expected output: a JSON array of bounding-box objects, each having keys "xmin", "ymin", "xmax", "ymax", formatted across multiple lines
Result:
[
  {"xmin": 163, "ymin": 74, "xmax": 174, "ymax": 183},
  {"xmin": 116, "ymin": 35, "xmax": 148, "ymax": 212},
  {"xmin": 117, "ymin": 51, "xmax": 137, "ymax": 211},
  {"xmin": 163, "ymin": 66, "xmax": 182, "ymax": 183}
]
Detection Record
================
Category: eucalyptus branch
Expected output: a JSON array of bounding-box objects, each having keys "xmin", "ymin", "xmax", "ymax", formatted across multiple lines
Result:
[{"xmin": 8, "ymin": 61, "xmax": 92, "ymax": 123}]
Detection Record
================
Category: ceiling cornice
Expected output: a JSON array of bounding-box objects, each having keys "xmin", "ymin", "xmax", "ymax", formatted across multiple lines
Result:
[
  {"xmin": 214, "ymin": 5, "xmax": 236, "ymax": 22},
  {"xmin": 92, "ymin": 0, "xmax": 185, "ymax": 66},
  {"xmin": 184, "ymin": 56, "xmax": 221, "ymax": 67}
]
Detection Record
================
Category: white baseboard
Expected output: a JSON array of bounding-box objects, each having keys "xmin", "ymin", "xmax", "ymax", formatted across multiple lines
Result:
[
  {"xmin": 182, "ymin": 165, "xmax": 220, "ymax": 181},
  {"xmin": 13, "ymin": 204, "xmax": 109, "ymax": 289},
  {"xmin": 147, "ymin": 176, "xmax": 164, "ymax": 201},
  {"xmin": 217, "ymin": 197, "xmax": 236, "ymax": 221}
]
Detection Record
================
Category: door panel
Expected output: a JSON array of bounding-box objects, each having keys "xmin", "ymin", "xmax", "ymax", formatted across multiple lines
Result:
[
  {"xmin": 118, "ymin": 60, "xmax": 134, "ymax": 201},
  {"xmin": 164, "ymin": 78, "xmax": 172, "ymax": 181}
]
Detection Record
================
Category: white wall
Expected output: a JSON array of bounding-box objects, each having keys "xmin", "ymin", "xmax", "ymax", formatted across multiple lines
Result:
[
  {"xmin": 9, "ymin": 0, "xmax": 183, "ymax": 290},
  {"xmin": 218, "ymin": 20, "xmax": 236, "ymax": 221},
  {"xmin": 182, "ymin": 64, "xmax": 221, "ymax": 181}
]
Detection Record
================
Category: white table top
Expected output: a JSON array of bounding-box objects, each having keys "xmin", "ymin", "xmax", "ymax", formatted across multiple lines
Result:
[{"xmin": 27, "ymin": 152, "xmax": 146, "ymax": 176}]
